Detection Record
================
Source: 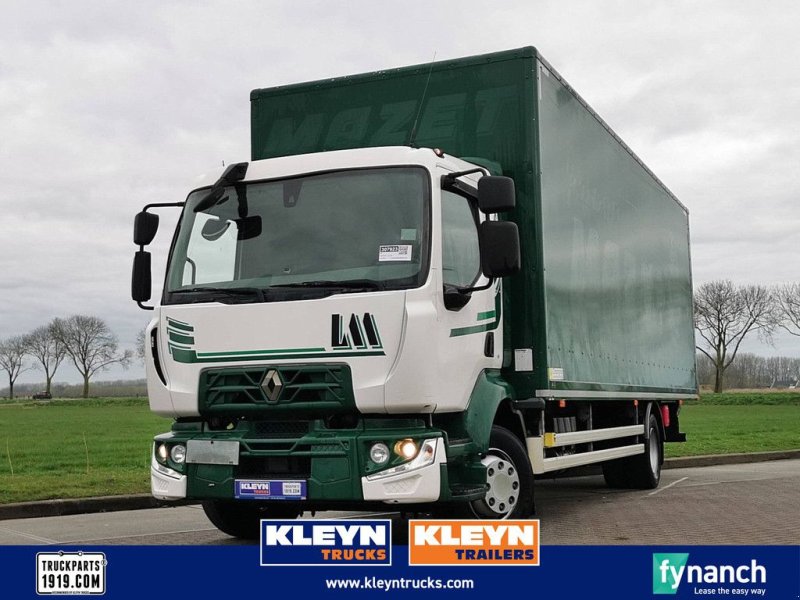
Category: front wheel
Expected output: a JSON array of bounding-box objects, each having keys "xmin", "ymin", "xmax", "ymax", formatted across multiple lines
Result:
[
  {"xmin": 202, "ymin": 500, "xmax": 301, "ymax": 539},
  {"xmin": 469, "ymin": 425, "xmax": 535, "ymax": 519}
]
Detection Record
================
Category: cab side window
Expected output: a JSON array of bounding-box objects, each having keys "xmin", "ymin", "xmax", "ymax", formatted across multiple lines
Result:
[{"xmin": 441, "ymin": 190, "xmax": 481, "ymax": 287}]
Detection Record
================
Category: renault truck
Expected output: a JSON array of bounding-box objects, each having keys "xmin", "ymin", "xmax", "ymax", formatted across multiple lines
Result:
[{"xmin": 131, "ymin": 47, "xmax": 696, "ymax": 538}]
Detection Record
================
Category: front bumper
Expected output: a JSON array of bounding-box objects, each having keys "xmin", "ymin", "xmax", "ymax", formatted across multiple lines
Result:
[
  {"xmin": 361, "ymin": 438, "xmax": 446, "ymax": 503},
  {"xmin": 151, "ymin": 422, "xmax": 447, "ymax": 505},
  {"xmin": 150, "ymin": 456, "xmax": 187, "ymax": 500}
]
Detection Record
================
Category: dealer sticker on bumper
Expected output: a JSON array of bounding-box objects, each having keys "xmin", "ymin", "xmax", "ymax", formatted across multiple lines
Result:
[{"xmin": 235, "ymin": 479, "xmax": 307, "ymax": 500}]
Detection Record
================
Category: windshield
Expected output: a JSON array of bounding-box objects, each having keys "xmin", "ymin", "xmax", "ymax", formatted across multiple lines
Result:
[{"xmin": 164, "ymin": 167, "xmax": 429, "ymax": 303}]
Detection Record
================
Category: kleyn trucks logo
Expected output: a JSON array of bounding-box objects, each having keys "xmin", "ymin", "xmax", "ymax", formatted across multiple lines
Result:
[
  {"xmin": 408, "ymin": 520, "xmax": 539, "ymax": 566},
  {"xmin": 260, "ymin": 520, "xmax": 391, "ymax": 567},
  {"xmin": 653, "ymin": 554, "xmax": 767, "ymax": 596}
]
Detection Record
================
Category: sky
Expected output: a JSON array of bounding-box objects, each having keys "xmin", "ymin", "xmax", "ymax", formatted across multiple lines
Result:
[{"xmin": 1, "ymin": 0, "xmax": 799, "ymax": 385}]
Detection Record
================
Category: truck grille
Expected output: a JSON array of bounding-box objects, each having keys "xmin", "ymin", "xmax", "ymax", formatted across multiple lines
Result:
[
  {"xmin": 199, "ymin": 364, "xmax": 355, "ymax": 414},
  {"xmin": 252, "ymin": 420, "xmax": 311, "ymax": 439}
]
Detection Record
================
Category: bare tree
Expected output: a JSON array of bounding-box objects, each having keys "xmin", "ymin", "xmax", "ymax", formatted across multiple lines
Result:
[
  {"xmin": 776, "ymin": 283, "xmax": 800, "ymax": 336},
  {"xmin": 694, "ymin": 280, "xmax": 781, "ymax": 393},
  {"xmin": 0, "ymin": 336, "xmax": 30, "ymax": 399},
  {"xmin": 52, "ymin": 315, "xmax": 133, "ymax": 398},
  {"xmin": 24, "ymin": 323, "xmax": 66, "ymax": 396}
]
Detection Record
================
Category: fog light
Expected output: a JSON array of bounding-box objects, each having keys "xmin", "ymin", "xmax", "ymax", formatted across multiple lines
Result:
[
  {"xmin": 370, "ymin": 442, "xmax": 390, "ymax": 465},
  {"xmin": 170, "ymin": 444, "xmax": 186, "ymax": 464},
  {"xmin": 394, "ymin": 438, "xmax": 418, "ymax": 460},
  {"xmin": 156, "ymin": 443, "xmax": 168, "ymax": 462}
]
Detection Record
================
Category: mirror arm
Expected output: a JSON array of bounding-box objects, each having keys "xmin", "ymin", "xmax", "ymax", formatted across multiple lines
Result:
[
  {"xmin": 456, "ymin": 277, "xmax": 495, "ymax": 294},
  {"xmin": 143, "ymin": 201, "xmax": 185, "ymax": 212},
  {"xmin": 137, "ymin": 301, "xmax": 154, "ymax": 312},
  {"xmin": 440, "ymin": 168, "xmax": 489, "ymax": 190}
]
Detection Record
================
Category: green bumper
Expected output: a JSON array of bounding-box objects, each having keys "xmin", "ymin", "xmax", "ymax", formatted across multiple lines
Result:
[{"xmin": 154, "ymin": 419, "xmax": 448, "ymax": 502}]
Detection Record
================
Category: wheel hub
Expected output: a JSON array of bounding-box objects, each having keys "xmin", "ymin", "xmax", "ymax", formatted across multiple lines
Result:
[{"xmin": 471, "ymin": 448, "xmax": 520, "ymax": 518}]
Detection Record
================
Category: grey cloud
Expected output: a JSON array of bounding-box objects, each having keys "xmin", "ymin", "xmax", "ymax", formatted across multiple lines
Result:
[{"xmin": 3, "ymin": 0, "xmax": 800, "ymax": 384}]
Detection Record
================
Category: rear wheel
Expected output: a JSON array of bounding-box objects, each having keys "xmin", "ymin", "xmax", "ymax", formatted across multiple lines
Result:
[
  {"xmin": 626, "ymin": 413, "xmax": 662, "ymax": 489},
  {"xmin": 202, "ymin": 500, "xmax": 301, "ymax": 539},
  {"xmin": 469, "ymin": 425, "xmax": 535, "ymax": 519},
  {"xmin": 602, "ymin": 412, "xmax": 662, "ymax": 490}
]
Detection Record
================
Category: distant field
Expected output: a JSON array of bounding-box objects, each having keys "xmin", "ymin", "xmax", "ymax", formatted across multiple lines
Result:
[
  {"xmin": 687, "ymin": 392, "xmax": 800, "ymax": 405},
  {"xmin": 0, "ymin": 398, "xmax": 167, "ymax": 504},
  {"xmin": 0, "ymin": 395, "xmax": 798, "ymax": 503}
]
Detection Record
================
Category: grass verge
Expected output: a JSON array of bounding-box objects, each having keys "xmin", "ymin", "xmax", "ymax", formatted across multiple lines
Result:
[
  {"xmin": 665, "ymin": 403, "xmax": 800, "ymax": 457},
  {"xmin": 0, "ymin": 395, "xmax": 798, "ymax": 503},
  {"xmin": 0, "ymin": 398, "xmax": 167, "ymax": 504}
]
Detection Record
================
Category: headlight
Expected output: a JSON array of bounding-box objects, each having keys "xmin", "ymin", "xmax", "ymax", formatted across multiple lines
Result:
[
  {"xmin": 394, "ymin": 438, "xmax": 418, "ymax": 460},
  {"xmin": 170, "ymin": 444, "xmax": 187, "ymax": 464},
  {"xmin": 369, "ymin": 442, "xmax": 390, "ymax": 465},
  {"xmin": 156, "ymin": 443, "xmax": 168, "ymax": 463},
  {"xmin": 366, "ymin": 438, "xmax": 439, "ymax": 482}
]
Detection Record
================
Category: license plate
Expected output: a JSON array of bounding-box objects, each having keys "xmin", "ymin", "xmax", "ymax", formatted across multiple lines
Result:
[
  {"xmin": 235, "ymin": 479, "xmax": 307, "ymax": 500},
  {"xmin": 186, "ymin": 440, "xmax": 239, "ymax": 465}
]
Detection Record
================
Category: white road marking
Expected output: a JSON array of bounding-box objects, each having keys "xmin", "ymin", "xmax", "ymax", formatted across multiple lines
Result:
[
  {"xmin": 648, "ymin": 476, "xmax": 688, "ymax": 496},
  {"xmin": 56, "ymin": 526, "xmax": 219, "ymax": 545},
  {"xmin": 0, "ymin": 526, "xmax": 57, "ymax": 544},
  {"xmin": 681, "ymin": 476, "xmax": 778, "ymax": 488}
]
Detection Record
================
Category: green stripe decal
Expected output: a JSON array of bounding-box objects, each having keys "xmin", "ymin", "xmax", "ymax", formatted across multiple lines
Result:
[
  {"xmin": 166, "ymin": 318, "xmax": 194, "ymax": 332},
  {"xmin": 168, "ymin": 331, "xmax": 195, "ymax": 345},
  {"xmin": 170, "ymin": 346, "xmax": 384, "ymax": 364},
  {"xmin": 198, "ymin": 347, "xmax": 325, "ymax": 357},
  {"xmin": 449, "ymin": 322, "xmax": 496, "ymax": 337},
  {"xmin": 163, "ymin": 316, "xmax": 385, "ymax": 364},
  {"xmin": 450, "ymin": 291, "xmax": 502, "ymax": 338}
]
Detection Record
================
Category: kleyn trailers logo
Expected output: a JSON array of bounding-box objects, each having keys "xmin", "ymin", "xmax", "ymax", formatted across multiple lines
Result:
[
  {"xmin": 260, "ymin": 520, "xmax": 391, "ymax": 567},
  {"xmin": 408, "ymin": 520, "xmax": 540, "ymax": 566},
  {"xmin": 653, "ymin": 553, "xmax": 767, "ymax": 596}
]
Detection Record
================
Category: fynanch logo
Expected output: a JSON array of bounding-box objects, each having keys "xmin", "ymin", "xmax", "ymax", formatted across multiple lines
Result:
[
  {"xmin": 653, "ymin": 553, "xmax": 691, "ymax": 594},
  {"xmin": 332, "ymin": 313, "xmax": 382, "ymax": 351},
  {"xmin": 653, "ymin": 553, "xmax": 768, "ymax": 595}
]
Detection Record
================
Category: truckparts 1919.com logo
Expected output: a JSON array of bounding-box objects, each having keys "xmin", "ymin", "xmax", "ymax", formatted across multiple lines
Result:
[{"xmin": 260, "ymin": 520, "xmax": 391, "ymax": 567}]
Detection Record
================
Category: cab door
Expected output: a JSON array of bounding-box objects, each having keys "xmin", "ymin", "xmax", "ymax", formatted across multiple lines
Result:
[{"xmin": 435, "ymin": 187, "xmax": 502, "ymax": 412}]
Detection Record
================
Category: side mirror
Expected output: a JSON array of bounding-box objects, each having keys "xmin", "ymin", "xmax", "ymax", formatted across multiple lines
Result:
[
  {"xmin": 132, "ymin": 250, "xmax": 152, "ymax": 302},
  {"xmin": 478, "ymin": 176, "xmax": 515, "ymax": 214},
  {"xmin": 479, "ymin": 221, "xmax": 521, "ymax": 278},
  {"xmin": 134, "ymin": 211, "xmax": 160, "ymax": 246}
]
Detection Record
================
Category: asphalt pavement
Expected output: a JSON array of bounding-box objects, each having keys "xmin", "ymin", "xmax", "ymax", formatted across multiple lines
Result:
[{"xmin": 0, "ymin": 459, "xmax": 797, "ymax": 546}]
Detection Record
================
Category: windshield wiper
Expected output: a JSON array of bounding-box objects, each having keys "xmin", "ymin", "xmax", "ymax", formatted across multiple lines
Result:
[
  {"xmin": 269, "ymin": 279, "xmax": 384, "ymax": 291},
  {"xmin": 172, "ymin": 286, "xmax": 265, "ymax": 302}
]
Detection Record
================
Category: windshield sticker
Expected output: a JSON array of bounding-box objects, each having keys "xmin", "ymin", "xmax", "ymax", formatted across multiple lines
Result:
[
  {"xmin": 379, "ymin": 245, "xmax": 413, "ymax": 262},
  {"xmin": 400, "ymin": 228, "xmax": 417, "ymax": 241}
]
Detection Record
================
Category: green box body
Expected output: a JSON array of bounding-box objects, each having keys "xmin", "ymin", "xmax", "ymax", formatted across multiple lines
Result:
[{"xmin": 250, "ymin": 47, "xmax": 697, "ymax": 399}]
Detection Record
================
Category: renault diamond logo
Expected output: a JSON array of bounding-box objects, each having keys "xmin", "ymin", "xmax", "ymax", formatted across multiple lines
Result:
[{"xmin": 261, "ymin": 369, "xmax": 283, "ymax": 402}]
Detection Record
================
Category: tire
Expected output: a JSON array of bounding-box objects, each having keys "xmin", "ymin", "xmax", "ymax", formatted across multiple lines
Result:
[
  {"xmin": 626, "ymin": 413, "xmax": 663, "ymax": 489},
  {"xmin": 601, "ymin": 459, "xmax": 631, "ymax": 488},
  {"xmin": 469, "ymin": 425, "xmax": 535, "ymax": 519},
  {"xmin": 601, "ymin": 412, "xmax": 662, "ymax": 490},
  {"xmin": 202, "ymin": 500, "xmax": 301, "ymax": 540}
]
